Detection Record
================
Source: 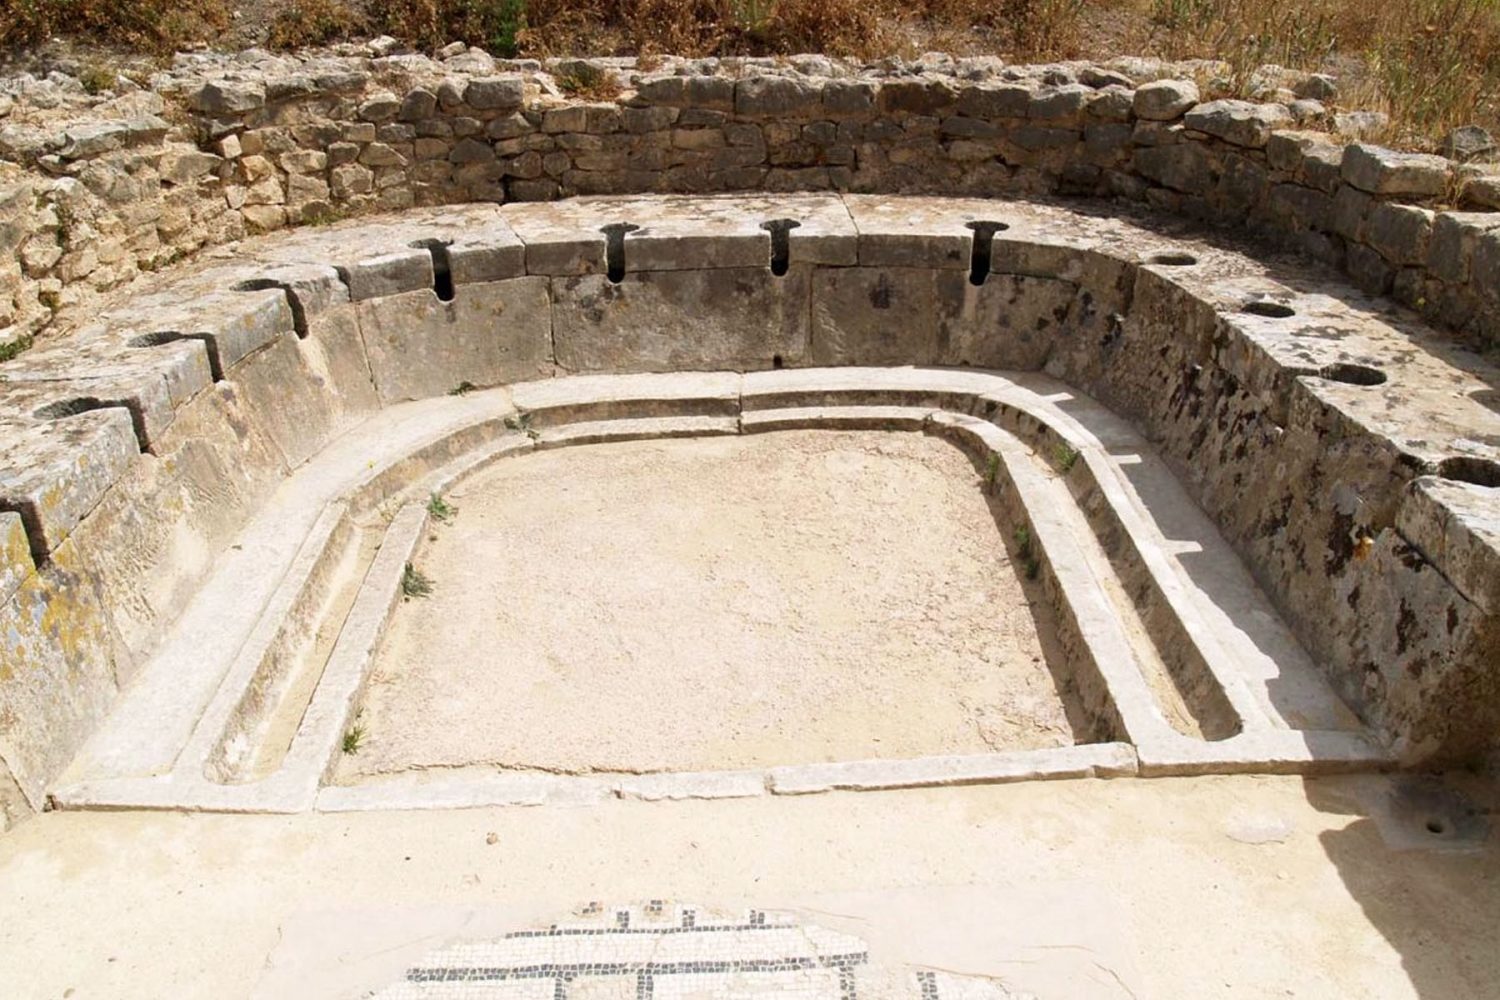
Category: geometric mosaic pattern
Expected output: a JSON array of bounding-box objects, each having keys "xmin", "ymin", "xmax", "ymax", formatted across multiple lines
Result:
[{"xmin": 373, "ymin": 903, "xmax": 1036, "ymax": 1000}]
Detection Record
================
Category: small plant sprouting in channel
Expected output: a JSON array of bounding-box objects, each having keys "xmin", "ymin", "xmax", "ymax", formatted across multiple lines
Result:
[
  {"xmin": 505, "ymin": 411, "xmax": 541, "ymax": 441},
  {"xmin": 1013, "ymin": 524, "xmax": 1042, "ymax": 581},
  {"xmin": 342, "ymin": 721, "xmax": 367, "ymax": 755},
  {"xmin": 401, "ymin": 562, "xmax": 434, "ymax": 599},
  {"xmin": 448, "ymin": 380, "xmax": 477, "ymax": 396},
  {"xmin": 984, "ymin": 453, "xmax": 1002, "ymax": 493},
  {"xmin": 427, "ymin": 492, "xmax": 457, "ymax": 523},
  {"xmin": 1054, "ymin": 442, "xmax": 1080, "ymax": 472}
]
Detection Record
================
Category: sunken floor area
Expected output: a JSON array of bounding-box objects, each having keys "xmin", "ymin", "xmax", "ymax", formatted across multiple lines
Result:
[{"xmin": 336, "ymin": 431, "xmax": 1081, "ymax": 782}]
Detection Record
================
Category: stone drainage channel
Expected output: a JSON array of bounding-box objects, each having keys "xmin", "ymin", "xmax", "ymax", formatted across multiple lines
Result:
[{"xmin": 49, "ymin": 367, "xmax": 1388, "ymax": 815}]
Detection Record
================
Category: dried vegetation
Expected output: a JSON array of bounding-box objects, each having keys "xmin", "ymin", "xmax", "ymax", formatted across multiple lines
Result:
[{"xmin": 1, "ymin": 0, "xmax": 1496, "ymax": 139}]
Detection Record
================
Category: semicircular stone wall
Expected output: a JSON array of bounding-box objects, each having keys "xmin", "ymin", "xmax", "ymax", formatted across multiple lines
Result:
[{"xmin": 1, "ymin": 51, "xmax": 1499, "ymax": 828}]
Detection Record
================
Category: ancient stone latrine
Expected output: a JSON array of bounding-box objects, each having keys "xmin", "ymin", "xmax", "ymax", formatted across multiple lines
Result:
[{"xmin": 1, "ymin": 52, "xmax": 1498, "ymax": 828}]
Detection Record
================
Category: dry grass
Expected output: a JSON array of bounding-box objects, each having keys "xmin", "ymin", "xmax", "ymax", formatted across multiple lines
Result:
[
  {"xmin": 268, "ymin": 0, "xmax": 366, "ymax": 49},
  {"xmin": 0, "ymin": 0, "xmax": 230, "ymax": 52},
  {"xmin": 1138, "ymin": 0, "xmax": 1500, "ymax": 144},
  {"xmin": 554, "ymin": 61, "xmax": 624, "ymax": 99},
  {"xmin": 2, "ymin": 0, "xmax": 1494, "ymax": 141}
]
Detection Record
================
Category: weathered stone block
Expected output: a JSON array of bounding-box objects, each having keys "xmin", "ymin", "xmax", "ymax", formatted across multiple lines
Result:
[
  {"xmin": 736, "ymin": 76, "xmax": 821, "ymax": 118},
  {"xmin": 878, "ymin": 78, "xmax": 958, "ymax": 116},
  {"xmin": 187, "ymin": 80, "xmax": 266, "ymax": 115},
  {"xmin": 822, "ymin": 80, "xmax": 875, "ymax": 115},
  {"xmin": 339, "ymin": 248, "xmax": 433, "ymax": 300},
  {"xmin": 0, "ymin": 410, "xmax": 138, "ymax": 559},
  {"xmin": 1365, "ymin": 203, "xmax": 1434, "ymax": 265},
  {"xmin": 810, "ymin": 267, "xmax": 1075, "ymax": 368},
  {"xmin": 61, "ymin": 378, "xmax": 291, "ymax": 665},
  {"xmin": 0, "ymin": 539, "xmax": 120, "ymax": 807},
  {"xmin": 636, "ymin": 75, "xmax": 735, "ymax": 111},
  {"xmin": 1133, "ymin": 79, "xmax": 1199, "ymax": 121},
  {"xmin": 1028, "ymin": 85, "xmax": 1091, "ymax": 119},
  {"xmin": 356, "ymin": 278, "xmax": 552, "ymax": 402},
  {"xmin": 400, "ymin": 88, "xmax": 438, "ymax": 122},
  {"xmin": 552, "ymin": 267, "xmax": 808, "ymax": 371},
  {"xmin": 464, "ymin": 76, "xmax": 525, "ymax": 111},
  {"xmin": 1184, "ymin": 100, "xmax": 1291, "ymax": 148},
  {"xmin": 1331, "ymin": 184, "xmax": 1372, "ymax": 240},
  {"xmin": 956, "ymin": 83, "xmax": 1031, "ymax": 120},
  {"xmin": 1341, "ymin": 143, "xmax": 1450, "ymax": 197},
  {"xmin": 1428, "ymin": 212, "xmax": 1500, "ymax": 283},
  {"xmin": 1133, "ymin": 142, "xmax": 1216, "ymax": 195}
]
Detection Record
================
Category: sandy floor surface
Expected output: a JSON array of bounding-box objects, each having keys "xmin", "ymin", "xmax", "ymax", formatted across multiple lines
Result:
[
  {"xmin": 2, "ymin": 773, "xmax": 1497, "ymax": 999},
  {"xmin": 338, "ymin": 431, "xmax": 1077, "ymax": 781}
]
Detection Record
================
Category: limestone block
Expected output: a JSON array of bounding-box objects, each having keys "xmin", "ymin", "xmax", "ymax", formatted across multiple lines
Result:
[
  {"xmin": 187, "ymin": 80, "xmax": 266, "ymax": 115},
  {"xmin": 339, "ymin": 247, "xmax": 433, "ymax": 300},
  {"xmin": 279, "ymin": 149, "xmax": 327, "ymax": 174},
  {"xmin": 330, "ymin": 163, "xmax": 373, "ymax": 199},
  {"xmin": 1133, "ymin": 79, "xmax": 1199, "ymax": 121},
  {"xmin": 1428, "ymin": 212, "xmax": 1500, "ymax": 284},
  {"xmin": 503, "ymin": 201, "xmax": 606, "ymax": 274},
  {"xmin": 464, "ymin": 76, "xmax": 525, "ymax": 111},
  {"xmin": 1184, "ymin": 100, "xmax": 1291, "ymax": 148},
  {"xmin": 1028, "ymin": 84, "xmax": 1091, "ymax": 120},
  {"xmin": 1365, "ymin": 203, "xmax": 1434, "ymax": 265},
  {"xmin": 1266, "ymin": 183, "xmax": 1332, "ymax": 233},
  {"xmin": 877, "ymin": 78, "xmax": 958, "ymax": 116},
  {"xmin": 286, "ymin": 173, "xmax": 330, "ymax": 208},
  {"xmin": 356, "ymin": 277, "xmax": 552, "ymax": 402},
  {"xmin": 61, "ymin": 380, "xmax": 292, "ymax": 664},
  {"xmin": 0, "ymin": 538, "xmax": 120, "ymax": 807},
  {"xmin": 1133, "ymin": 142, "xmax": 1216, "ymax": 195},
  {"xmin": 157, "ymin": 147, "xmax": 223, "ymax": 185},
  {"xmin": 360, "ymin": 144, "xmax": 408, "ymax": 171},
  {"xmin": 955, "ymin": 83, "xmax": 1031, "ymax": 120},
  {"xmin": 1339, "ymin": 529, "xmax": 1500, "ymax": 764},
  {"xmin": 0, "ymin": 361, "xmax": 182, "ymax": 449},
  {"xmin": 735, "ymin": 76, "xmax": 821, "ymax": 118},
  {"xmin": 1086, "ymin": 86, "xmax": 1135, "ymax": 122},
  {"xmin": 65, "ymin": 116, "xmax": 163, "ymax": 159},
  {"xmin": 822, "ymin": 80, "xmax": 875, "ymax": 115},
  {"xmin": 0, "ymin": 409, "xmax": 138, "ymax": 559},
  {"xmin": 1459, "ymin": 164, "xmax": 1500, "ymax": 209},
  {"xmin": 809, "ymin": 267, "xmax": 1074, "ymax": 369},
  {"xmin": 1342, "ymin": 143, "xmax": 1451, "ymax": 197},
  {"xmin": 221, "ymin": 327, "xmax": 361, "ymax": 469},
  {"xmin": 552, "ymin": 267, "xmax": 808, "ymax": 372},
  {"xmin": 1400, "ymin": 477, "xmax": 1500, "ymax": 616},
  {"xmin": 449, "ymin": 227, "xmax": 527, "ymax": 285},
  {"xmin": 358, "ymin": 92, "xmax": 401, "ymax": 122},
  {"xmin": 1330, "ymin": 184, "xmax": 1372, "ymax": 240},
  {"xmin": 1472, "ymin": 231, "xmax": 1500, "ymax": 303},
  {"xmin": 96, "ymin": 284, "xmax": 288, "ymax": 372},
  {"xmin": 400, "ymin": 88, "xmax": 438, "ymax": 122}
]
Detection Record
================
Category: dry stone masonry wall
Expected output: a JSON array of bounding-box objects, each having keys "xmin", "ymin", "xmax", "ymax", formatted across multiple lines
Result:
[
  {"xmin": 3, "ymin": 48, "xmax": 1500, "ymax": 353},
  {"xmin": 1, "ymin": 46, "xmax": 1499, "ymax": 830}
]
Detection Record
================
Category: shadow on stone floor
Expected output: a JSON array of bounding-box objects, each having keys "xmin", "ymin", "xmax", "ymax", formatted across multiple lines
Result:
[{"xmin": 1303, "ymin": 772, "xmax": 1500, "ymax": 1000}]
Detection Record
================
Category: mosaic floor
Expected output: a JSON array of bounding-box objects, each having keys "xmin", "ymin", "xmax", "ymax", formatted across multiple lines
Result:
[{"xmin": 375, "ymin": 904, "xmax": 1032, "ymax": 1000}]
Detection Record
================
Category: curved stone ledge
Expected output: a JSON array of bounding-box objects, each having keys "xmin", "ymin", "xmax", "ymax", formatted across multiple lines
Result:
[
  {"xmin": 50, "ymin": 367, "xmax": 1387, "ymax": 816},
  {"xmin": 1, "ymin": 192, "xmax": 1497, "ymax": 828}
]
